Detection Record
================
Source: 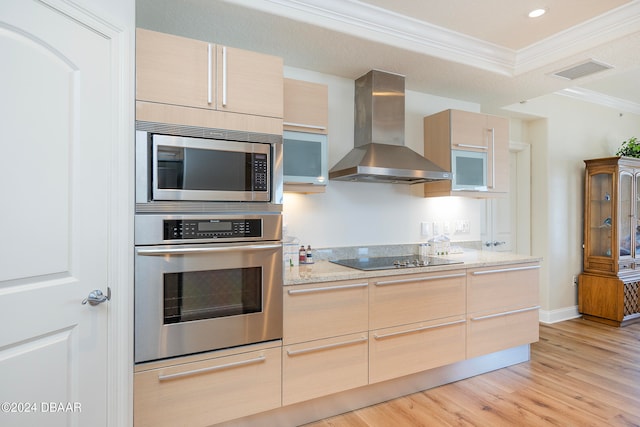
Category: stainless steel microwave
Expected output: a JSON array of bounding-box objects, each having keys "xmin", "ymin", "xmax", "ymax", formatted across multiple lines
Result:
[
  {"xmin": 283, "ymin": 130, "xmax": 328, "ymax": 186},
  {"xmin": 136, "ymin": 123, "xmax": 283, "ymax": 206},
  {"xmin": 451, "ymin": 149, "xmax": 488, "ymax": 191}
]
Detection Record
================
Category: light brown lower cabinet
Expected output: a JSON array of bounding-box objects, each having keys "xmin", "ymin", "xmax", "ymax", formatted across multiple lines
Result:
[
  {"xmin": 369, "ymin": 315, "xmax": 466, "ymax": 383},
  {"xmin": 466, "ymin": 262, "xmax": 541, "ymax": 359},
  {"xmin": 369, "ymin": 271, "xmax": 466, "ymax": 330},
  {"xmin": 134, "ymin": 346, "xmax": 282, "ymax": 427},
  {"xmin": 283, "ymin": 333, "xmax": 369, "ymax": 405},
  {"xmin": 283, "ymin": 280, "xmax": 369, "ymax": 345},
  {"xmin": 466, "ymin": 307, "xmax": 540, "ymax": 358}
]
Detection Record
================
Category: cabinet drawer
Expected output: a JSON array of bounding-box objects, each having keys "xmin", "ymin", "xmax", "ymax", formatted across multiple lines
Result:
[
  {"xmin": 370, "ymin": 271, "xmax": 466, "ymax": 330},
  {"xmin": 467, "ymin": 263, "xmax": 540, "ymax": 313},
  {"xmin": 283, "ymin": 333, "xmax": 368, "ymax": 405},
  {"xmin": 369, "ymin": 316, "xmax": 466, "ymax": 384},
  {"xmin": 467, "ymin": 306, "xmax": 539, "ymax": 358},
  {"xmin": 284, "ymin": 280, "xmax": 368, "ymax": 344},
  {"xmin": 134, "ymin": 346, "xmax": 281, "ymax": 427}
]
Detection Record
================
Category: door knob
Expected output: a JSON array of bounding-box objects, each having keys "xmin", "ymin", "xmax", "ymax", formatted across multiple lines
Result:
[{"xmin": 82, "ymin": 288, "xmax": 111, "ymax": 306}]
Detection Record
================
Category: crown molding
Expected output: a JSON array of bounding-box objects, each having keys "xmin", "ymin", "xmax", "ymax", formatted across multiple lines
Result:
[
  {"xmin": 223, "ymin": 0, "xmax": 640, "ymax": 78},
  {"xmin": 223, "ymin": 0, "xmax": 515, "ymax": 75},
  {"xmin": 516, "ymin": 1, "xmax": 640, "ymax": 75},
  {"xmin": 556, "ymin": 87, "xmax": 640, "ymax": 115}
]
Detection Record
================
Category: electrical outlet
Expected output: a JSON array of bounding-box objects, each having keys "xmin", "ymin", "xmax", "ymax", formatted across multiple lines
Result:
[
  {"xmin": 420, "ymin": 222, "xmax": 431, "ymax": 236},
  {"xmin": 572, "ymin": 275, "xmax": 579, "ymax": 286}
]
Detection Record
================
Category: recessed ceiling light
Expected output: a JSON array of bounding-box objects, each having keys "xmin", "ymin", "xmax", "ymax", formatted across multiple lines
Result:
[{"xmin": 528, "ymin": 8, "xmax": 546, "ymax": 18}]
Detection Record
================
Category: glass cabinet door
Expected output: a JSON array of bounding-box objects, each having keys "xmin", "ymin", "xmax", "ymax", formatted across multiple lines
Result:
[
  {"xmin": 619, "ymin": 172, "xmax": 633, "ymax": 258},
  {"xmin": 636, "ymin": 174, "xmax": 640, "ymax": 258},
  {"xmin": 588, "ymin": 172, "xmax": 613, "ymax": 258}
]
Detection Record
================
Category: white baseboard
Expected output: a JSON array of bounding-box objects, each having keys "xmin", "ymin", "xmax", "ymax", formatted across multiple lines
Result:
[{"xmin": 539, "ymin": 306, "xmax": 581, "ymax": 324}]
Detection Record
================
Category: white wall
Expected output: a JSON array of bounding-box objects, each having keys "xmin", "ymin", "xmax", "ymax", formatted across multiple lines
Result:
[
  {"xmin": 282, "ymin": 66, "xmax": 484, "ymax": 248},
  {"xmin": 506, "ymin": 94, "xmax": 640, "ymax": 317}
]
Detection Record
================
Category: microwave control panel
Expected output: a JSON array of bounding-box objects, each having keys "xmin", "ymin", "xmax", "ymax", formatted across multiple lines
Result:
[
  {"xmin": 252, "ymin": 153, "xmax": 268, "ymax": 191},
  {"xmin": 164, "ymin": 219, "xmax": 262, "ymax": 240}
]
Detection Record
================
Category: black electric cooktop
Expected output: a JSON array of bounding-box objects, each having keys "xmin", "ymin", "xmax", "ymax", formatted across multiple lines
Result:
[{"xmin": 330, "ymin": 255, "xmax": 462, "ymax": 271}]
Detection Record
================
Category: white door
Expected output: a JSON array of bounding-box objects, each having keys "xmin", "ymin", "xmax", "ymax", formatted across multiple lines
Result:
[
  {"xmin": 481, "ymin": 151, "xmax": 517, "ymax": 252},
  {"xmin": 0, "ymin": 1, "xmax": 121, "ymax": 426}
]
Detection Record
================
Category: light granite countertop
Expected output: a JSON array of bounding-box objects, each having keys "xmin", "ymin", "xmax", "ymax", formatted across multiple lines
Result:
[{"xmin": 284, "ymin": 249, "xmax": 542, "ymax": 285}]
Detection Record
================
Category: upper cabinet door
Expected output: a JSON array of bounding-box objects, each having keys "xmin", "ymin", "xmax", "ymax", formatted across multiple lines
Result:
[
  {"xmin": 136, "ymin": 28, "xmax": 212, "ymax": 109},
  {"xmin": 283, "ymin": 78, "xmax": 329, "ymax": 134},
  {"xmin": 423, "ymin": 109, "xmax": 509, "ymax": 197},
  {"xmin": 136, "ymin": 29, "xmax": 284, "ymax": 119},
  {"xmin": 450, "ymin": 110, "xmax": 490, "ymax": 151},
  {"xmin": 216, "ymin": 46, "xmax": 283, "ymax": 118}
]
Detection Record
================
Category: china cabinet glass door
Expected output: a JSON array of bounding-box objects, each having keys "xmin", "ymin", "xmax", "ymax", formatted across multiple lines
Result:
[
  {"xmin": 636, "ymin": 174, "xmax": 640, "ymax": 258},
  {"xmin": 588, "ymin": 172, "xmax": 613, "ymax": 258},
  {"xmin": 619, "ymin": 172, "xmax": 633, "ymax": 259}
]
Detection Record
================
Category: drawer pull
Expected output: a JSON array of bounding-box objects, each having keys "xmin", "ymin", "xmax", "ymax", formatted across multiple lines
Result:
[
  {"xmin": 375, "ymin": 272, "xmax": 466, "ymax": 286},
  {"xmin": 374, "ymin": 319, "xmax": 466, "ymax": 340},
  {"xmin": 283, "ymin": 121, "xmax": 327, "ymax": 130},
  {"xmin": 470, "ymin": 305, "xmax": 541, "ymax": 321},
  {"xmin": 158, "ymin": 355, "xmax": 266, "ymax": 381},
  {"xmin": 287, "ymin": 336, "xmax": 368, "ymax": 356},
  {"xmin": 471, "ymin": 265, "xmax": 540, "ymax": 276},
  {"xmin": 287, "ymin": 283, "xmax": 368, "ymax": 295}
]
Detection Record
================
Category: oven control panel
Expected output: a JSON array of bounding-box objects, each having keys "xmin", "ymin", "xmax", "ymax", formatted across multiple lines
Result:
[{"xmin": 164, "ymin": 219, "xmax": 262, "ymax": 240}]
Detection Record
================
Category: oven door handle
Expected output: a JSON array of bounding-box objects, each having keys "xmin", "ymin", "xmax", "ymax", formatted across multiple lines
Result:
[{"xmin": 136, "ymin": 243, "xmax": 282, "ymax": 256}]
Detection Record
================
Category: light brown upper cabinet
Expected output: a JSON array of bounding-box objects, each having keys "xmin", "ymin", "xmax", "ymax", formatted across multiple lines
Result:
[
  {"xmin": 283, "ymin": 78, "xmax": 328, "ymax": 134},
  {"xmin": 423, "ymin": 109, "xmax": 509, "ymax": 197},
  {"xmin": 283, "ymin": 78, "xmax": 329, "ymax": 193},
  {"xmin": 136, "ymin": 28, "xmax": 283, "ymax": 119}
]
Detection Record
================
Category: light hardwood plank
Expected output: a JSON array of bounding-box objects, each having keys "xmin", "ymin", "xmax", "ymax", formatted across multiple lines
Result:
[{"xmin": 303, "ymin": 319, "xmax": 640, "ymax": 426}]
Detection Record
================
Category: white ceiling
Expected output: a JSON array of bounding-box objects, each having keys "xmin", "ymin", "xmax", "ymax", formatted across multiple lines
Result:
[{"xmin": 136, "ymin": 0, "xmax": 640, "ymax": 115}]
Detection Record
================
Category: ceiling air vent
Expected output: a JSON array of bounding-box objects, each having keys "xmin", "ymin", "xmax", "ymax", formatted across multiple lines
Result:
[{"xmin": 552, "ymin": 60, "xmax": 613, "ymax": 80}]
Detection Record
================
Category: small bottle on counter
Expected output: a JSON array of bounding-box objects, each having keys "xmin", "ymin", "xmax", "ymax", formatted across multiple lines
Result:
[
  {"xmin": 299, "ymin": 245, "xmax": 307, "ymax": 263},
  {"xmin": 306, "ymin": 245, "xmax": 313, "ymax": 264}
]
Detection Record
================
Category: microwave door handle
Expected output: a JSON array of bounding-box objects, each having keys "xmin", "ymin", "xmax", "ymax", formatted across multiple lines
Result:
[{"xmin": 136, "ymin": 243, "xmax": 281, "ymax": 256}]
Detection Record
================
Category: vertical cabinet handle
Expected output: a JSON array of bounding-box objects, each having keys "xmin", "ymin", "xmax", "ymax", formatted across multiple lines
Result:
[
  {"xmin": 222, "ymin": 46, "xmax": 228, "ymax": 107},
  {"xmin": 207, "ymin": 43, "xmax": 212, "ymax": 105},
  {"xmin": 489, "ymin": 127, "xmax": 495, "ymax": 188}
]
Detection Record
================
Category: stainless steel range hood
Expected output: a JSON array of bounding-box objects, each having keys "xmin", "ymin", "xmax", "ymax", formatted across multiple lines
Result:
[{"xmin": 329, "ymin": 70, "xmax": 451, "ymax": 184}]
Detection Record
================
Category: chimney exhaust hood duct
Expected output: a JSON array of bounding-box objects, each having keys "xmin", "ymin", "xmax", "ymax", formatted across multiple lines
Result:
[{"xmin": 329, "ymin": 70, "xmax": 451, "ymax": 184}]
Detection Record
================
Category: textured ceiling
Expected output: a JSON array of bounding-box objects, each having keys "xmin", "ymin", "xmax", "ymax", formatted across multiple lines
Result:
[{"xmin": 136, "ymin": 0, "xmax": 640, "ymax": 114}]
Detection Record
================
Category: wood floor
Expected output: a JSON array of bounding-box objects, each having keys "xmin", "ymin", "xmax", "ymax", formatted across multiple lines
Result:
[{"xmin": 303, "ymin": 318, "xmax": 640, "ymax": 427}]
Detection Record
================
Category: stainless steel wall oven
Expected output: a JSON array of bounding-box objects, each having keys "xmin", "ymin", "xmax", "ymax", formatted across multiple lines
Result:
[{"xmin": 134, "ymin": 213, "xmax": 283, "ymax": 363}]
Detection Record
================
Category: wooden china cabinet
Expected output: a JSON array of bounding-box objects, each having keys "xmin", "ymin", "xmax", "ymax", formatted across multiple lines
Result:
[{"xmin": 579, "ymin": 157, "xmax": 640, "ymax": 326}]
